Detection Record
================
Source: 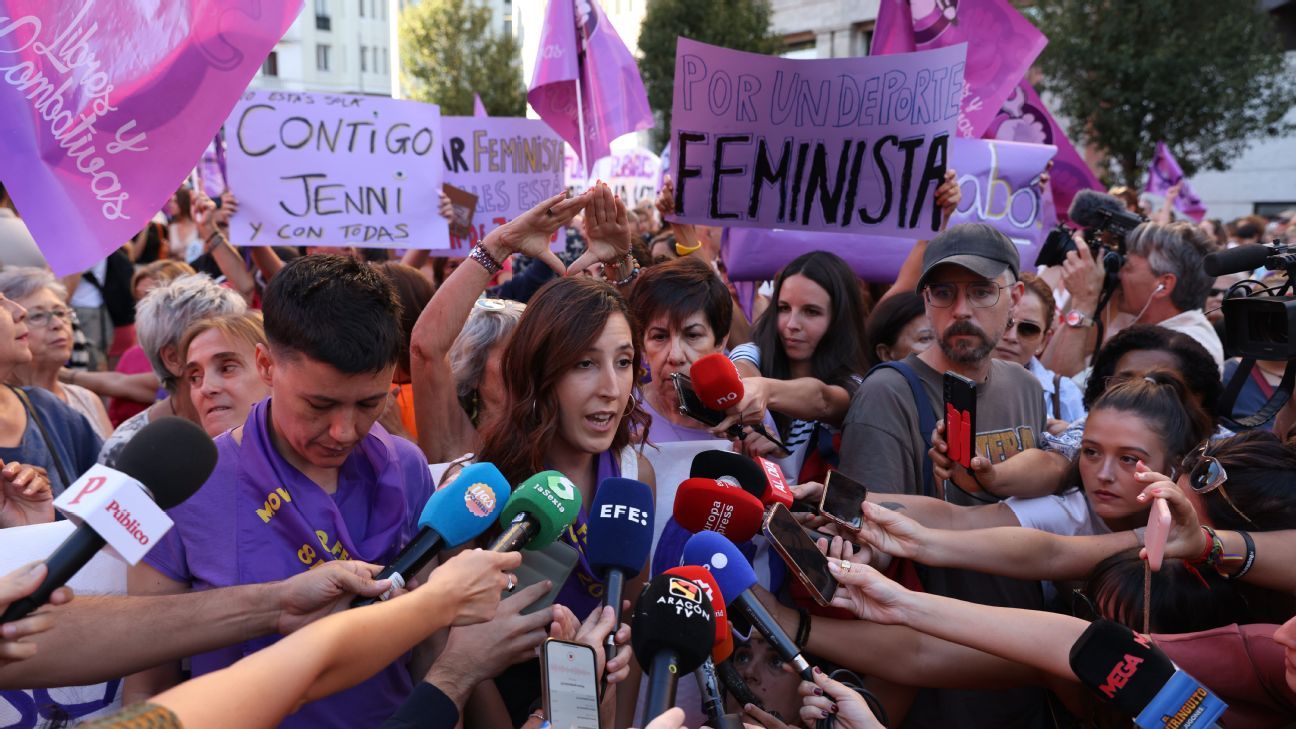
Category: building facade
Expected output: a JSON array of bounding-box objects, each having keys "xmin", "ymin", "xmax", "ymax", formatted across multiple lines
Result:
[{"xmin": 249, "ymin": 0, "xmax": 396, "ymax": 96}]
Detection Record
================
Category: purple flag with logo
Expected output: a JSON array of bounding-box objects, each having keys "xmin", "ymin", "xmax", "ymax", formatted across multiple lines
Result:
[
  {"xmin": 0, "ymin": 0, "xmax": 300, "ymax": 275},
  {"xmin": 871, "ymin": 0, "xmax": 1047, "ymax": 140},
  {"xmin": 1146, "ymin": 142, "xmax": 1206, "ymax": 222},
  {"xmin": 473, "ymin": 93, "xmax": 488, "ymax": 118},
  {"xmin": 527, "ymin": 0, "xmax": 652, "ymax": 175}
]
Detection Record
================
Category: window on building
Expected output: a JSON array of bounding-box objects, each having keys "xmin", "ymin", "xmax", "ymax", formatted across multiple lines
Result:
[
  {"xmin": 261, "ymin": 51, "xmax": 279, "ymax": 77},
  {"xmin": 358, "ymin": 0, "xmax": 364, "ymax": 16},
  {"xmin": 315, "ymin": 0, "xmax": 330, "ymax": 30},
  {"xmin": 316, "ymin": 44, "xmax": 331, "ymax": 71},
  {"xmin": 781, "ymin": 32, "xmax": 817, "ymax": 60}
]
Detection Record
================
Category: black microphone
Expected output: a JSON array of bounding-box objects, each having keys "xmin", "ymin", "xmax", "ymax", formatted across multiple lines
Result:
[
  {"xmin": 2, "ymin": 417, "xmax": 216, "ymax": 623},
  {"xmin": 586, "ymin": 477, "xmax": 654, "ymax": 667},
  {"xmin": 633, "ymin": 573, "xmax": 716, "ymax": 727},
  {"xmin": 1069, "ymin": 189, "xmax": 1146, "ymax": 231},
  {"xmin": 1202, "ymin": 243, "xmax": 1273, "ymax": 277},
  {"xmin": 1069, "ymin": 619, "xmax": 1226, "ymax": 727}
]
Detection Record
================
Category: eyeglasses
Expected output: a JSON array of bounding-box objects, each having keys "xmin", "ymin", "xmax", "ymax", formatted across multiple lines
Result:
[
  {"xmin": 1007, "ymin": 320, "xmax": 1043, "ymax": 338},
  {"xmin": 1181, "ymin": 445, "xmax": 1256, "ymax": 526},
  {"xmin": 26, "ymin": 307, "xmax": 73, "ymax": 329},
  {"xmin": 923, "ymin": 282, "xmax": 1007, "ymax": 309}
]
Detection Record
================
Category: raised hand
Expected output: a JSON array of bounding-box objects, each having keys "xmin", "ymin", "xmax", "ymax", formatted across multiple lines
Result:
[
  {"xmin": 853, "ymin": 502, "xmax": 930, "ymax": 562},
  {"xmin": 825, "ymin": 561, "xmax": 910, "ymax": 626},
  {"xmin": 1134, "ymin": 462, "xmax": 1207, "ymax": 562},
  {"xmin": 482, "ymin": 190, "xmax": 589, "ymax": 275},
  {"xmin": 935, "ymin": 168, "xmax": 961, "ymax": 229},
  {"xmin": 425, "ymin": 548, "xmax": 522, "ymax": 626},
  {"xmin": 571, "ymin": 182, "xmax": 631, "ymax": 277}
]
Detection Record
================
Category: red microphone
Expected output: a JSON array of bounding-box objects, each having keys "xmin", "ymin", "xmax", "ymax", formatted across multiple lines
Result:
[
  {"xmin": 691, "ymin": 353, "xmax": 744, "ymax": 410},
  {"xmin": 754, "ymin": 457, "xmax": 794, "ymax": 508},
  {"xmin": 673, "ymin": 477, "xmax": 764, "ymax": 541}
]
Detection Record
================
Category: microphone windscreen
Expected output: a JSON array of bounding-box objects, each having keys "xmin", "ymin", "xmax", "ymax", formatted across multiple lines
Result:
[
  {"xmin": 587, "ymin": 477, "xmax": 655, "ymax": 577},
  {"xmin": 1203, "ymin": 243, "xmax": 1270, "ymax": 277},
  {"xmin": 690, "ymin": 450, "xmax": 767, "ymax": 499},
  {"xmin": 631, "ymin": 572, "xmax": 715, "ymax": 676},
  {"xmin": 664, "ymin": 565, "xmax": 729, "ymax": 656},
  {"xmin": 690, "ymin": 353, "xmax": 744, "ymax": 411},
  {"xmin": 673, "ymin": 478, "xmax": 764, "ymax": 541},
  {"xmin": 498, "ymin": 470, "xmax": 582, "ymax": 550},
  {"xmin": 114, "ymin": 416, "xmax": 217, "ymax": 509},
  {"xmin": 681, "ymin": 531, "xmax": 757, "ymax": 607},
  {"xmin": 1067, "ymin": 189, "xmax": 1126, "ymax": 229},
  {"xmin": 422, "ymin": 463, "xmax": 512, "ymax": 547},
  {"xmin": 1068, "ymin": 619, "xmax": 1175, "ymax": 715}
]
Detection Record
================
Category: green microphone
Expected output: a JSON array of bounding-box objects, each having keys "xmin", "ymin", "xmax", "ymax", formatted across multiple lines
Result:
[{"xmin": 488, "ymin": 470, "xmax": 583, "ymax": 552}]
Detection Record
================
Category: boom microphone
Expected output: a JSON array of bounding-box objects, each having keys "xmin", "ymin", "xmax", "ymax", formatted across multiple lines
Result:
[
  {"xmin": 2, "ymin": 417, "xmax": 217, "ymax": 623},
  {"xmin": 1069, "ymin": 619, "xmax": 1226, "ymax": 728},
  {"xmin": 690, "ymin": 355, "xmax": 791, "ymax": 452},
  {"xmin": 682, "ymin": 531, "xmax": 813, "ymax": 680},
  {"xmin": 633, "ymin": 572, "xmax": 716, "ymax": 727},
  {"xmin": 666, "ymin": 566, "xmax": 730, "ymax": 729},
  {"xmin": 1202, "ymin": 243, "xmax": 1272, "ymax": 277},
  {"xmin": 587, "ymin": 477, "xmax": 655, "ymax": 666},
  {"xmin": 1069, "ymin": 189, "xmax": 1146, "ymax": 232},
  {"xmin": 352, "ymin": 462, "xmax": 511, "ymax": 607},
  {"xmin": 673, "ymin": 478, "xmax": 764, "ymax": 541},
  {"xmin": 487, "ymin": 470, "xmax": 581, "ymax": 552}
]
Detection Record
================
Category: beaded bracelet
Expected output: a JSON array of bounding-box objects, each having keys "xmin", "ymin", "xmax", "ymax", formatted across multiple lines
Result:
[{"xmin": 469, "ymin": 243, "xmax": 503, "ymax": 275}]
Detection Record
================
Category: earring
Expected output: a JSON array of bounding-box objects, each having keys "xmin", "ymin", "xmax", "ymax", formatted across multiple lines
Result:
[
  {"xmin": 1006, "ymin": 318, "xmax": 1015, "ymax": 332},
  {"xmin": 622, "ymin": 393, "xmax": 637, "ymax": 417},
  {"xmin": 531, "ymin": 398, "xmax": 540, "ymax": 422}
]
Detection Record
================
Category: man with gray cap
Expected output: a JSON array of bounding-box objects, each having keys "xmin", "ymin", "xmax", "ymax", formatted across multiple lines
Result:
[{"xmin": 837, "ymin": 223, "xmax": 1051, "ymax": 729}]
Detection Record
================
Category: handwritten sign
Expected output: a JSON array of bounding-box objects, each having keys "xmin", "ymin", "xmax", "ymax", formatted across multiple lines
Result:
[
  {"xmin": 567, "ymin": 146, "xmax": 661, "ymax": 206},
  {"xmin": 439, "ymin": 116, "xmax": 565, "ymax": 249},
  {"xmin": 226, "ymin": 90, "xmax": 448, "ymax": 249},
  {"xmin": 668, "ymin": 38, "xmax": 965, "ymax": 239}
]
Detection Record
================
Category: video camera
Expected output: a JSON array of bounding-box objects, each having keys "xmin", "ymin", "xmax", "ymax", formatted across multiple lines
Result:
[{"xmin": 1035, "ymin": 189, "xmax": 1147, "ymax": 270}]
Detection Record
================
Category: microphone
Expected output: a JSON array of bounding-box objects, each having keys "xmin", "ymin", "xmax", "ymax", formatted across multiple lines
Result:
[
  {"xmin": 682, "ymin": 531, "xmax": 813, "ymax": 680},
  {"xmin": 2, "ymin": 417, "xmax": 217, "ymax": 623},
  {"xmin": 586, "ymin": 477, "xmax": 655, "ymax": 667},
  {"xmin": 665, "ymin": 566, "xmax": 730, "ymax": 729},
  {"xmin": 487, "ymin": 470, "xmax": 582, "ymax": 552},
  {"xmin": 1069, "ymin": 189, "xmax": 1146, "ymax": 232},
  {"xmin": 690, "ymin": 449, "xmax": 793, "ymax": 507},
  {"xmin": 689, "ymin": 354, "xmax": 790, "ymax": 452},
  {"xmin": 633, "ymin": 572, "xmax": 716, "ymax": 727},
  {"xmin": 673, "ymin": 477, "xmax": 764, "ymax": 541},
  {"xmin": 351, "ymin": 462, "xmax": 512, "ymax": 607},
  {"xmin": 1069, "ymin": 619, "xmax": 1226, "ymax": 728},
  {"xmin": 1202, "ymin": 243, "xmax": 1272, "ymax": 277}
]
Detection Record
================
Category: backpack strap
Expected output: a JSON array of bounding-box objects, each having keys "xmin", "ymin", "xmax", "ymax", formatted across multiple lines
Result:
[
  {"xmin": 1051, "ymin": 372, "xmax": 1063, "ymax": 421},
  {"xmin": 864, "ymin": 362, "xmax": 937, "ymax": 498},
  {"xmin": 10, "ymin": 386, "xmax": 71, "ymax": 488}
]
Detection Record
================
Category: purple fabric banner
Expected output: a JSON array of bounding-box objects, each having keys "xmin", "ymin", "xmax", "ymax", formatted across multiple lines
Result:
[
  {"xmin": 198, "ymin": 138, "xmax": 226, "ymax": 198},
  {"xmin": 527, "ymin": 0, "xmax": 652, "ymax": 175},
  {"xmin": 723, "ymin": 137, "xmax": 1055, "ymax": 282},
  {"xmin": 225, "ymin": 90, "xmax": 448, "ymax": 250},
  {"xmin": 1146, "ymin": 141, "xmax": 1206, "ymax": 222},
  {"xmin": 0, "ymin": 0, "xmax": 300, "ymax": 275},
  {"xmin": 669, "ymin": 38, "xmax": 965, "ymax": 239},
  {"xmin": 983, "ymin": 81, "xmax": 1102, "ymax": 223},
  {"xmin": 473, "ymin": 93, "xmax": 488, "ymax": 118},
  {"xmin": 871, "ymin": 0, "xmax": 1047, "ymax": 139}
]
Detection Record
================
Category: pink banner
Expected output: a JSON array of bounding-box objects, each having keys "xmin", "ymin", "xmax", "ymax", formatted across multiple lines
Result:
[
  {"xmin": 1146, "ymin": 141, "xmax": 1206, "ymax": 222},
  {"xmin": 871, "ymin": 0, "xmax": 1047, "ymax": 139},
  {"xmin": 0, "ymin": 1, "xmax": 300, "ymax": 275}
]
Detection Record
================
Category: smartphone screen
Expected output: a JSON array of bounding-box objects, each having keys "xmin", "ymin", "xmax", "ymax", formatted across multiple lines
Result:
[
  {"xmin": 820, "ymin": 471, "xmax": 868, "ymax": 530},
  {"xmin": 942, "ymin": 372, "xmax": 978, "ymax": 469},
  {"xmin": 541, "ymin": 639, "xmax": 600, "ymax": 729},
  {"xmin": 762, "ymin": 503, "xmax": 837, "ymax": 606},
  {"xmin": 671, "ymin": 373, "xmax": 726, "ymax": 427}
]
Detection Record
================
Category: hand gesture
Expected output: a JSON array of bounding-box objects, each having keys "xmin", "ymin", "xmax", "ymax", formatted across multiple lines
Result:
[
  {"xmin": 438, "ymin": 190, "xmax": 454, "ymax": 222},
  {"xmin": 435, "ymin": 580, "xmax": 554, "ymax": 684},
  {"xmin": 0, "ymin": 562, "xmax": 73, "ymax": 669},
  {"xmin": 655, "ymin": 175, "xmax": 676, "ymax": 219},
  {"xmin": 816, "ymin": 532, "xmax": 879, "ymax": 574},
  {"xmin": 191, "ymin": 192, "xmax": 218, "ymax": 238},
  {"xmin": 550, "ymin": 602, "xmax": 634, "ymax": 686},
  {"xmin": 929, "ymin": 420, "xmax": 996, "ymax": 492},
  {"xmin": 274, "ymin": 560, "xmax": 390, "ymax": 634},
  {"xmin": 425, "ymin": 548, "xmax": 522, "ymax": 626},
  {"xmin": 484, "ymin": 190, "xmax": 589, "ymax": 274},
  {"xmin": 571, "ymin": 182, "xmax": 631, "ymax": 276},
  {"xmin": 0, "ymin": 461, "xmax": 53, "ymax": 528},
  {"xmin": 935, "ymin": 168, "xmax": 961, "ymax": 229},
  {"xmin": 1134, "ymin": 462, "xmax": 1207, "ymax": 562},
  {"xmin": 1036, "ymin": 160, "xmax": 1053, "ymax": 193},
  {"xmin": 215, "ymin": 191, "xmax": 238, "ymax": 228},
  {"xmin": 711, "ymin": 377, "xmax": 772, "ymax": 439},
  {"xmin": 853, "ymin": 502, "xmax": 930, "ymax": 563},
  {"xmin": 1060, "ymin": 233, "xmax": 1104, "ymax": 308},
  {"xmin": 825, "ymin": 560, "xmax": 911, "ymax": 626},
  {"xmin": 797, "ymin": 669, "xmax": 885, "ymax": 728}
]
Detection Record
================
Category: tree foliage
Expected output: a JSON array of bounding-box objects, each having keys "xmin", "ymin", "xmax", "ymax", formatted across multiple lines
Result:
[
  {"xmin": 638, "ymin": 0, "xmax": 782, "ymax": 149},
  {"xmin": 399, "ymin": 0, "xmax": 525, "ymax": 116},
  {"xmin": 1033, "ymin": 0, "xmax": 1296, "ymax": 187}
]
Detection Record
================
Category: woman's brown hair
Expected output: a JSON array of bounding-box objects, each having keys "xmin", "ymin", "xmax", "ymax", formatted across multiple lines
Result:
[{"xmin": 475, "ymin": 277, "xmax": 649, "ymax": 484}]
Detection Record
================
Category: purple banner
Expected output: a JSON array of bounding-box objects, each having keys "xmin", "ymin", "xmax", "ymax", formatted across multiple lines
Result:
[
  {"xmin": 473, "ymin": 93, "xmax": 488, "ymax": 118},
  {"xmin": 871, "ymin": 0, "xmax": 1047, "ymax": 140},
  {"xmin": 0, "ymin": 0, "xmax": 300, "ymax": 275},
  {"xmin": 669, "ymin": 38, "xmax": 965, "ymax": 239},
  {"xmin": 1146, "ymin": 141, "xmax": 1206, "ymax": 222},
  {"xmin": 225, "ymin": 90, "xmax": 448, "ymax": 250}
]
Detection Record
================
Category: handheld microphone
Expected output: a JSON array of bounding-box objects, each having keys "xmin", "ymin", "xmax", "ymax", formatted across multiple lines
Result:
[
  {"xmin": 2, "ymin": 417, "xmax": 217, "ymax": 623},
  {"xmin": 352, "ymin": 462, "xmax": 511, "ymax": 607},
  {"xmin": 666, "ymin": 566, "xmax": 730, "ymax": 729},
  {"xmin": 487, "ymin": 470, "xmax": 581, "ymax": 552},
  {"xmin": 1202, "ymin": 243, "xmax": 1273, "ymax": 277},
  {"xmin": 673, "ymin": 477, "xmax": 764, "ymax": 541},
  {"xmin": 682, "ymin": 531, "xmax": 813, "ymax": 680},
  {"xmin": 690, "ymin": 449, "xmax": 792, "ymax": 507},
  {"xmin": 632, "ymin": 572, "xmax": 715, "ymax": 727},
  {"xmin": 1069, "ymin": 619, "xmax": 1226, "ymax": 728},
  {"xmin": 587, "ymin": 477, "xmax": 655, "ymax": 667},
  {"xmin": 1069, "ymin": 189, "xmax": 1146, "ymax": 232},
  {"xmin": 689, "ymin": 354, "xmax": 791, "ymax": 452}
]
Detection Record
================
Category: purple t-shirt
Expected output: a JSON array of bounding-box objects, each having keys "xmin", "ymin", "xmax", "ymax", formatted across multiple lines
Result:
[{"xmin": 145, "ymin": 418, "xmax": 434, "ymax": 729}]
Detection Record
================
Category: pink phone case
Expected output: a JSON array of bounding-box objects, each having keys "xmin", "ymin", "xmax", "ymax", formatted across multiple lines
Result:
[{"xmin": 1145, "ymin": 498, "xmax": 1171, "ymax": 571}]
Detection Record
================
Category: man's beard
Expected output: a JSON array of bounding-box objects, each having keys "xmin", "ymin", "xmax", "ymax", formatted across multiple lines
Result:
[{"xmin": 939, "ymin": 320, "xmax": 996, "ymax": 364}]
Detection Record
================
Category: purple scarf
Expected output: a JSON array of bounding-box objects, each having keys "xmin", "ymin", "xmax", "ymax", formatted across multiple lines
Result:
[{"xmin": 553, "ymin": 449, "xmax": 621, "ymax": 617}]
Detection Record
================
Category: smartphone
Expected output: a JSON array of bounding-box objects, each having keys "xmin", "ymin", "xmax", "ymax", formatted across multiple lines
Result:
[
  {"xmin": 942, "ymin": 371, "xmax": 978, "ymax": 469},
  {"xmin": 762, "ymin": 503, "xmax": 837, "ymax": 606},
  {"xmin": 540, "ymin": 639, "xmax": 601, "ymax": 729},
  {"xmin": 819, "ymin": 471, "xmax": 868, "ymax": 530},
  {"xmin": 507, "ymin": 541, "xmax": 580, "ymax": 615},
  {"xmin": 671, "ymin": 372, "xmax": 727, "ymax": 427},
  {"xmin": 1144, "ymin": 498, "xmax": 1171, "ymax": 571}
]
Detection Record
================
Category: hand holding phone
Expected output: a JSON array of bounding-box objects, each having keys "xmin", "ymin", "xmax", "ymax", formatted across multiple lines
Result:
[
  {"xmin": 819, "ymin": 471, "xmax": 868, "ymax": 531},
  {"xmin": 942, "ymin": 372, "xmax": 977, "ymax": 469},
  {"xmin": 1144, "ymin": 498, "xmax": 1171, "ymax": 571},
  {"xmin": 541, "ymin": 639, "xmax": 600, "ymax": 729},
  {"xmin": 762, "ymin": 503, "xmax": 837, "ymax": 606}
]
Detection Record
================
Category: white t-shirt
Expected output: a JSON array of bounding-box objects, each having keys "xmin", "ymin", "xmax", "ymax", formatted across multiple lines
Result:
[
  {"xmin": 1156, "ymin": 308, "xmax": 1224, "ymax": 371},
  {"xmin": 1005, "ymin": 488, "xmax": 1108, "ymax": 536}
]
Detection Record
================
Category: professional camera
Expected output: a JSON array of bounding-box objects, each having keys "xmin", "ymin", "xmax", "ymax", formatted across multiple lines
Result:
[{"xmin": 1035, "ymin": 190, "xmax": 1146, "ymax": 270}]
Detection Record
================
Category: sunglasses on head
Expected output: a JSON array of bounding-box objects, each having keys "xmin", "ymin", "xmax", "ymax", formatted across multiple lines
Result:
[{"xmin": 1181, "ymin": 445, "xmax": 1256, "ymax": 526}]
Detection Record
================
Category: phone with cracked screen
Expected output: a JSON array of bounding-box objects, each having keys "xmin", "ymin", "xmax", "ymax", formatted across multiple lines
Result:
[
  {"xmin": 819, "ymin": 471, "xmax": 868, "ymax": 531},
  {"xmin": 762, "ymin": 503, "xmax": 837, "ymax": 606},
  {"xmin": 540, "ymin": 638, "xmax": 600, "ymax": 729}
]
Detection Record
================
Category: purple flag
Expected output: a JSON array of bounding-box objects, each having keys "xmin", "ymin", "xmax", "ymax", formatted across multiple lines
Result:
[
  {"xmin": 473, "ymin": 93, "xmax": 488, "ymax": 118},
  {"xmin": 984, "ymin": 81, "xmax": 1102, "ymax": 224},
  {"xmin": 1146, "ymin": 142, "xmax": 1206, "ymax": 222},
  {"xmin": 870, "ymin": 0, "xmax": 1047, "ymax": 140},
  {"xmin": 527, "ymin": 0, "xmax": 652, "ymax": 174},
  {"xmin": 0, "ymin": 0, "xmax": 301, "ymax": 275}
]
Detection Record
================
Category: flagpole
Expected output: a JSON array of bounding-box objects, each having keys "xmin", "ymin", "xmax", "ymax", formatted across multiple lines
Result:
[{"xmin": 574, "ymin": 0, "xmax": 590, "ymax": 179}]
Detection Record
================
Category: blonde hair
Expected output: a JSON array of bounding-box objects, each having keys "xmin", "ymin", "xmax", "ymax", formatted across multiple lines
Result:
[
  {"xmin": 179, "ymin": 311, "xmax": 267, "ymax": 368},
  {"xmin": 132, "ymin": 260, "xmax": 195, "ymax": 299}
]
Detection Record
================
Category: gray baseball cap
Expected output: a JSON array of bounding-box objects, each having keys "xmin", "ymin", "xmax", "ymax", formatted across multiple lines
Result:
[{"xmin": 915, "ymin": 223, "xmax": 1020, "ymax": 292}]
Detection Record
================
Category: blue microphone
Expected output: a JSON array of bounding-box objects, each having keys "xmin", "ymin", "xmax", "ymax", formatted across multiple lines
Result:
[
  {"xmin": 681, "ymin": 531, "xmax": 812, "ymax": 680},
  {"xmin": 352, "ymin": 462, "xmax": 511, "ymax": 607},
  {"xmin": 587, "ymin": 477, "xmax": 655, "ymax": 666}
]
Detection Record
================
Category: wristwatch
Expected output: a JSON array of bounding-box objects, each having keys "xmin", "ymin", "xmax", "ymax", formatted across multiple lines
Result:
[{"xmin": 1064, "ymin": 309, "xmax": 1094, "ymax": 328}]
